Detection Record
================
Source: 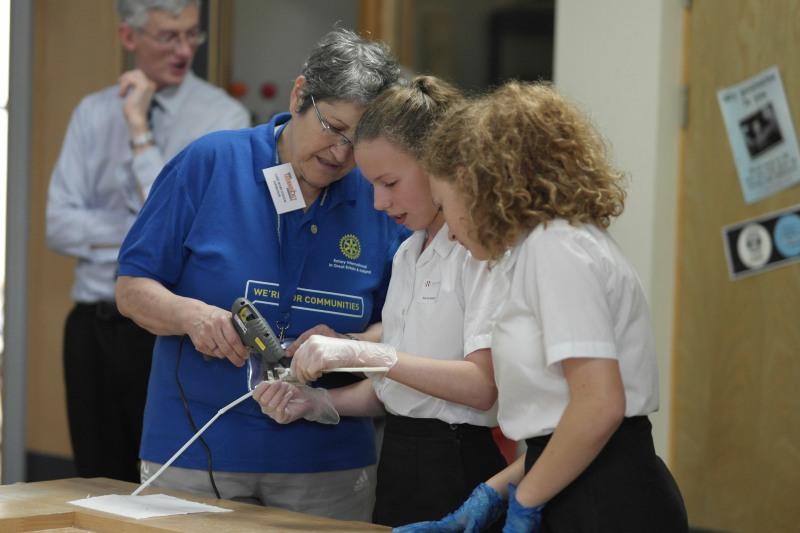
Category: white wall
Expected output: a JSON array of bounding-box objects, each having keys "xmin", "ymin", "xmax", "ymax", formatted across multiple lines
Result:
[
  {"xmin": 231, "ymin": 0, "xmax": 358, "ymax": 124},
  {"xmin": 554, "ymin": 0, "xmax": 684, "ymax": 460}
]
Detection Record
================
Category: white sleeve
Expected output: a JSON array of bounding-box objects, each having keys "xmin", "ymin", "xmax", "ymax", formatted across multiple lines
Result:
[
  {"xmin": 128, "ymin": 145, "xmax": 166, "ymax": 209},
  {"xmin": 523, "ymin": 229, "xmax": 617, "ymax": 366},
  {"xmin": 460, "ymin": 253, "xmax": 507, "ymax": 356},
  {"xmin": 45, "ymin": 100, "xmax": 135, "ymax": 262}
]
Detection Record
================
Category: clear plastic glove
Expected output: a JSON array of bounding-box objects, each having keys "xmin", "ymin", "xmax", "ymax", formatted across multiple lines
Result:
[
  {"xmin": 502, "ymin": 484, "xmax": 544, "ymax": 533},
  {"xmin": 252, "ymin": 380, "xmax": 340, "ymax": 424},
  {"xmin": 291, "ymin": 334, "xmax": 398, "ymax": 384},
  {"xmin": 392, "ymin": 482, "xmax": 504, "ymax": 533},
  {"xmin": 285, "ymin": 324, "xmax": 346, "ymax": 356}
]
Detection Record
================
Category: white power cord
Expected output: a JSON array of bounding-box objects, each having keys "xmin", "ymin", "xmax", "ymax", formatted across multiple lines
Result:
[
  {"xmin": 131, "ymin": 389, "xmax": 254, "ymax": 496},
  {"xmin": 130, "ymin": 366, "xmax": 388, "ymax": 497}
]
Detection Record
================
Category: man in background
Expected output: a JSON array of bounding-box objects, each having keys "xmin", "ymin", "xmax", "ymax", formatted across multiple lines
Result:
[{"xmin": 46, "ymin": 0, "xmax": 249, "ymax": 482}]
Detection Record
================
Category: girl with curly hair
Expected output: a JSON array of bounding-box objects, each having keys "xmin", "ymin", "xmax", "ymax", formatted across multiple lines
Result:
[
  {"xmin": 253, "ymin": 76, "xmax": 508, "ymax": 528},
  {"xmin": 398, "ymin": 82, "xmax": 687, "ymax": 532}
]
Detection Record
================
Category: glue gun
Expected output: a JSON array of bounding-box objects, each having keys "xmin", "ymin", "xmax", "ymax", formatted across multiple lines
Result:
[{"xmin": 230, "ymin": 297, "xmax": 291, "ymax": 381}]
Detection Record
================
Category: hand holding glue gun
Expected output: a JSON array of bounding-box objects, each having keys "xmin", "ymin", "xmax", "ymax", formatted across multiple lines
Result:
[
  {"xmin": 188, "ymin": 302, "xmax": 250, "ymax": 367},
  {"xmin": 230, "ymin": 298, "xmax": 390, "ymax": 383}
]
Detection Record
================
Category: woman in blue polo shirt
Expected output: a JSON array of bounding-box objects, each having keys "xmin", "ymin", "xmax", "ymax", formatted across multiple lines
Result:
[{"xmin": 115, "ymin": 28, "xmax": 406, "ymax": 521}]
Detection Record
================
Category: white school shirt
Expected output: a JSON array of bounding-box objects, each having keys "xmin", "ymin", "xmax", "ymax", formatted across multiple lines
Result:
[
  {"xmin": 373, "ymin": 224, "xmax": 505, "ymax": 426},
  {"xmin": 492, "ymin": 220, "xmax": 659, "ymax": 440},
  {"xmin": 46, "ymin": 72, "xmax": 250, "ymax": 303}
]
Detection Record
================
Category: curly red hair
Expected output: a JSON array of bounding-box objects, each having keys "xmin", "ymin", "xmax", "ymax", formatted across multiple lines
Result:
[{"xmin": 424, "ymin": 82, "xmax": 626, "ymax": 260}]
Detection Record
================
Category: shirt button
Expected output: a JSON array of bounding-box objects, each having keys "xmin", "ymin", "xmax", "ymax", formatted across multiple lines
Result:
[{"xmin": 310, "ymin": 224, "xmax": 318, "ymax": 234}]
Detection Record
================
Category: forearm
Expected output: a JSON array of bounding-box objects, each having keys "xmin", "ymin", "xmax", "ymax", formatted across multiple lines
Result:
[
  {"xmin": 386, "ymin": 348, "xmax": 497, "ymax": 410},
  {"xmin": 348, "ymin": 321, "xmax": 382, "ymax": 342},
  {"xmin": 116, "ymin": 275, "xmax": 206, "ymax": 336},
  {"xmin": 46, "ymin": 205, "xmax": 134, "ymax": 260},
  {"xmin": 514, "ymin": 367, "xmax": 624, "ymax": 507},
  {"xmin": 130, "ymin": 148, "xmax": 166, "ymax": 207},
  {"xmin": 485, "ymin": 455, "xmax": 527, "ymax": 497},
  {"xmin": 328, "ymin": 378, "xmax": 385, "ymax": 417},
  {"xmin": 515, "ymin": 405, "xmax": 620, "ymax": 506}
]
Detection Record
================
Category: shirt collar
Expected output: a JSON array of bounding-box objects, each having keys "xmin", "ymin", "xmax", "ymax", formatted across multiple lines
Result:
[
  {"xmin": 403, "ymin": 223, "xmax": 457, "ymax": 265},
  {"xmin": 253, "ymin": 112, "xmax": 292, "ymax": 184},
  {"xmin": 323, "ymin": 168, "xmax": 360, "ymax": 210},
  {"xmin": 152, "ymin": 70, "xmax": 198, "ymax": 116},
  {"xmin": 429, "ymin": 222, "xmax": 457, "ymax": 258}
]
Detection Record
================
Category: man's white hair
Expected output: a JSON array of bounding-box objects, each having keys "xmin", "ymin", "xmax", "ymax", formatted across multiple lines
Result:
[{"xmin": 117, "ymin": 0, "xmax": 200, "ymax": 29}]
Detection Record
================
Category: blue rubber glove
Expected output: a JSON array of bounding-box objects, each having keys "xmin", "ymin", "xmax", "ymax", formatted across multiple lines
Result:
[
  {"xmin": 392, "ymin": 482, "xmax": 505, "ymax": 533},
  {"xmin": 501, "ymin": 484, "xmax": 544, "ymax": 533}
]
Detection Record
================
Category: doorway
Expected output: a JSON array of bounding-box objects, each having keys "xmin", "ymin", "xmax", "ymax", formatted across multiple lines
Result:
[{"xmin": 0, "ymin": 0, "xmax": 12, "ymax": 481}]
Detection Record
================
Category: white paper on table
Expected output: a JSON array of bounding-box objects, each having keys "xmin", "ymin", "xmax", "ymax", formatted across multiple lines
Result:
[{"xmin": 68, "ymin": 493, "xmax": 232, "ymax": 519}]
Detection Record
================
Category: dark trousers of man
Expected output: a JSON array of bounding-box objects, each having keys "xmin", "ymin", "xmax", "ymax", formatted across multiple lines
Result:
[{"xmin": 63, "ymin": 302, "xmax": 155, "ymax": 482}]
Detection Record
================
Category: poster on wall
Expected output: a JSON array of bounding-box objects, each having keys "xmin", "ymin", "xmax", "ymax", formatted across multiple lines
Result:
[
  {"xmin": 722, "ymin": 204, "xmax": 800, "ymax": 280},
  {"xmin": 717, "ymin": 66, "xmax": 800, "ymax": 204}
]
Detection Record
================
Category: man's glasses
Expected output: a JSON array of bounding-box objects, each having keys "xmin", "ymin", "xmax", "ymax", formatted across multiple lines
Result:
[
  {"xmin": 138, "ymin": 28, "xmax": 207, "ymax": 50},
  {"xmin": 310, "ymin": 95, "xmax": 353, "ymax": 147}
]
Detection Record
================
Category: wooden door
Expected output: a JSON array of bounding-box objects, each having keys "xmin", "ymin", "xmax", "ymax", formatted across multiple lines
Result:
[
  {"xmin": 27, "ymin": 0, "xmax": 123, "ymax": 464},
  {"xmin": 673, "ymin": 1, "xmax": 800, "ymax": 531}
]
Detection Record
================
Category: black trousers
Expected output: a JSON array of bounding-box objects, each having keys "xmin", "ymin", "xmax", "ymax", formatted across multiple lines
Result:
[
  {"xmin": 372, "ymin": 413, "xmax": 508, "ymax": 528},
  {"xmin": 525, "ymin": 416, "xmax": 689, "ymax": 533},
  {"xmin": 63, "ymin": 302, "xmax": 155, "ymax": 482}
]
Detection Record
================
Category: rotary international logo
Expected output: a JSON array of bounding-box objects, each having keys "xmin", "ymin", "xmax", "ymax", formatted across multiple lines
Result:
[{"xmin": 339, "ymin": 233, "xmax": 361, "ymax": 260}]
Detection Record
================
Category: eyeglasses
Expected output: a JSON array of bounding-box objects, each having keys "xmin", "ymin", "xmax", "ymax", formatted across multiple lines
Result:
[
  {"xmin": 138, "ymin": 28, "xmax": 207, "ymax": 50},
  {"xmin": 310, "ymin": 94, "xmax": 353, "ymax": 147}
]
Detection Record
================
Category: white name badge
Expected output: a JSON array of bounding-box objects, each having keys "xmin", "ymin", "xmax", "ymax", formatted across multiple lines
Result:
[
  {"xmin": 262, "ymin": 163, "xmax": 306, "ymax": 214},
  {"xmin": 419, "ymin": 279, "xmax": 441, "ymax": 302}
]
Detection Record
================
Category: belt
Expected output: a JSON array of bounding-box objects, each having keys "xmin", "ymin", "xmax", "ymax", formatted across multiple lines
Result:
[
  {"xmin": 77, "ymin": 301, "xmax": 123, "ymax": 320},
  {"xmin": 526, "ymin": 415, "xmax": 651, "ymax": 448},
  {"xmin": 384, "ymin": 413, "xmax": 493, "ymax": 439}
]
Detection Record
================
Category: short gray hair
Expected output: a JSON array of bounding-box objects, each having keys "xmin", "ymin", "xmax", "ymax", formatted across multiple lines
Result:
[
  {"xmin": 117, "ymin": 0, "xmax": 200, "ymax": 29},
  {"xmin": 297, "ymin": 27, "xmax": 403, "ymax": 113}
]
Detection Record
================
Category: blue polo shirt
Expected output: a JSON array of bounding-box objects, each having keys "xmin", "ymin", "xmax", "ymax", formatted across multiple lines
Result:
[{"xmin": 118, "ymin": 113, "xmax": 408, "ymax": 473}]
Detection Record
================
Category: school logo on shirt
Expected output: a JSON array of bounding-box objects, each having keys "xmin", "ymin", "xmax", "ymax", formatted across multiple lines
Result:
[
  {"xmin": 339, "ymin": 233, "xmax": 361, "ymax": 260},
  {"xmin": 419, "ymin": 279, "xmax": 441, "ymax": 302}
]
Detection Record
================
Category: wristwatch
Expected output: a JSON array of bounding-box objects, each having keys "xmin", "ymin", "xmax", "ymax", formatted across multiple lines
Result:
[{"xmin": 129, "ymin": 130, "xmax": 154, "ymax": 150}]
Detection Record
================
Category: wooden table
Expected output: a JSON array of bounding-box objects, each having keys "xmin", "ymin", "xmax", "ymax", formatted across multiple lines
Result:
[{"xmin": 0, "ymin": 477, "xmax": 389, "ymax": 532}]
